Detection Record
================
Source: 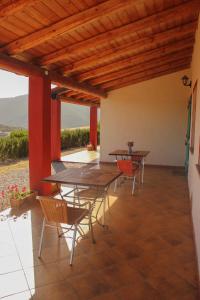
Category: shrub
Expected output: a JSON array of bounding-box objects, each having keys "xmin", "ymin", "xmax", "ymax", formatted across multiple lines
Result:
[
  {"xmin": 0, "ymin": 127, "xmax": 100, "ymax": 160},
  {"xmin": 10, "ymin": 129, "xmax": 28, "ymax": 138},
  {"xmin": 0, "ymin": 134, "xmax": 29, "ymax": 160},
  {"xmin": 61, "ymin": 128, "xmax": 90, "ymax": 150}
]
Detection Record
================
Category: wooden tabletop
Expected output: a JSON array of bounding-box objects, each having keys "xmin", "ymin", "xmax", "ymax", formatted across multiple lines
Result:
[
  {"xmin": 43, "ymin": 164, "xmax": 122, "ymax": 188},
  {"xmin": 109, "ymin": 150, "xmax": 150, "ymax": 157}
]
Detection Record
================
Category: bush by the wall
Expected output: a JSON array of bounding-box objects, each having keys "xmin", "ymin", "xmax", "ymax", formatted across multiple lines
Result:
[
  {"xmin": 61, "ymin": 128, "xmax": 90, "ymax": 149},
  {"xmin": 0, "ymin": 128, "xmax": 100, "ymax": 160}
]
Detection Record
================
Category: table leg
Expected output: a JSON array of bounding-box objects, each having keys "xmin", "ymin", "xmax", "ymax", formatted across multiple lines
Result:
[
  {"xmin": 57, "ymin": 183, "xmax": 64, "ymax": 200},
  {"xmin": 94, "ymin": 186, "xmax": 109, "ymax": 229},
  {"xmin": 141, "ymin": 157, "xmax": 145, "ymax": 184}
]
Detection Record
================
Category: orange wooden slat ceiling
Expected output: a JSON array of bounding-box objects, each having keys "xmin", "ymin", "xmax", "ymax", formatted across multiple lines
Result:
[{"xmin": 0, "ymin": 0, "xmax": 199, "ymax": 105}]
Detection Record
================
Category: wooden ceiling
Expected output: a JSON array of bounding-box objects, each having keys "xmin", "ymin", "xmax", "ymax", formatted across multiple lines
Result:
[{"xmin": 0, "ymin": 0, "xmax": 199, "ymax": 106}]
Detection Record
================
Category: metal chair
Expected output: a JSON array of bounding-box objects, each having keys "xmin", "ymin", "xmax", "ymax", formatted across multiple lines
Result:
[
  {"xmin": 37, "ymin": 196, "xmax": 95, "ymax": 266},
  {"xmin": 73, "ymin": 187, "xmax": 109, "ymax": 227},
  {"xmin": 114, "ymin": 160, "xmax": 139, "ymax": 195}
]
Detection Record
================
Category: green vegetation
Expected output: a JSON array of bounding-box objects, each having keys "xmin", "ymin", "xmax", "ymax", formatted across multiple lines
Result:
[
  {"xmin": 0, "ymin": 128, "xmax": 100, "ymax": 161},
  {"xmin": 0, "ymin": 129, "xmax": 28, "ymax": 160},
  {"xmin": 61, "ymin": 128, "xmax": 90, "ymax": 149}
]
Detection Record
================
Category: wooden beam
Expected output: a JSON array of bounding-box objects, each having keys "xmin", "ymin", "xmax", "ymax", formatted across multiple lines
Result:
[
  {"xmin": 0, "ymin": 53, "xmax": 107, "ymax": 98},
  {"xmin": 74, "ymin": 93, "xmax": 99, "ymax": 101},
  {"xmin": 50, "ymin": 72, "xmax": 107, "ymax": 98},
  {"xmin": 0, "ymin": 0, "xmax": 38, "ymax": 20},
  {"xmin": 90, "ymin": 49, "xmax": 192, "ymax": 85},
  {"xmin": 102, "ymin": 59, "xmax": 191, "ymax": 90},
  {"xmin": 38, "ymin": 0, "xmax": 199, "ymax": 66},
  {"xmin": 0, "ymin": 0, "xmax": 139, "ymax": 55},
  {"xmin": 61, "ymin": 21, "xmax": 196, "ymax": 75},
  {"xmin": 66, "ymin": 90, "xmax": 79, "ymax": 97},
  {"xmin": 77, "ymin": 37, "xmax": 194, "ymax": 82},
  {"xmin": 59, "ymin": 96, "xmax": 100, "ymax": 107},
  {"xmin": 51, "ymin": 87, "xmax": 67, "ymax": 99},
  {"xmin": 0, "ymin": 53, "xmax": 44, "ymax": 77},
  {"xmin": 106, "ymin": 64, "xmax": 190, "ymax": 91},
  {"xmin": 60, "ymin": 90, "xmax": 99, "ymax": 101}
]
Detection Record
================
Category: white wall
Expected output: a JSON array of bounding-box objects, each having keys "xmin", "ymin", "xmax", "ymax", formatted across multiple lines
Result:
[
  {"xmin": 188, "ymin": 15, "xmax": 200, "ymax": 276},
  {"xmin": 101, "ymin": 69, "xmax": 191, "ymax": 166}
]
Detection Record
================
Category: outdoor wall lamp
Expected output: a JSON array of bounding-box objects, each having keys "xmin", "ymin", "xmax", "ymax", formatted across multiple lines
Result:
[{"xmin": 181, "ymin": 75, "xmax": 192, "ymax": 87}]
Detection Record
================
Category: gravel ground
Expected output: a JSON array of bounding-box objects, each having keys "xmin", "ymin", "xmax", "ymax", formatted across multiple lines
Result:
[
  {"xmin": 0, "ymin": 147, "xmax": 86, "ymax": 193},
  {"xmin": 0, "ymin": 168, "xmax": 29, "ymax": 192}
]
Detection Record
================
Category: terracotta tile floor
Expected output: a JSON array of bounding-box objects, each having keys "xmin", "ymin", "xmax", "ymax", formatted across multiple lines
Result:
[{"xmin": 0, "ymin": 166, "xmax": 199, "ymax": 299}]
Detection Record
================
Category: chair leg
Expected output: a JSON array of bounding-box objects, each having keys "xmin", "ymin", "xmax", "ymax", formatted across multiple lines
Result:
[
  {"xmin": 70, "ymin": 224, "xmax": 77, "ymax": 266},
  {"xmin": 114, "ymin": 178, "xmax": 118, "ymax": 192},
  {"xmin": 89, "ymin": 214, "xmax": 96, "ymax": 244},
  {"xmin": 38, "ymin": 218, "xmax": 45, "ymax": 258},
  {"xmin": 132, "ymin": 176, "xmax": 136, "ymax": 195},
  {"xmin": 102, "ymin": 196, "xmax": 106, "ymax": 226},
  {"xmin": 107, "ymin": 195, "xmax": 111, "ymax": 213},
  {"xmin": 56, "ymin": 223, "xmax": 61, "ymax": 237}
]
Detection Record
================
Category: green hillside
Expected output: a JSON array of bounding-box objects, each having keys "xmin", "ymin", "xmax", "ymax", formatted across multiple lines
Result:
[{"xmin": 0, "ymin": 95, "xmax": 91, "ymax": 129}]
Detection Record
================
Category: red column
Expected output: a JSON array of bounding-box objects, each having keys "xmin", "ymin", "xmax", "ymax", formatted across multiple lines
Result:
[
  {"xmin": 28, "ymin": 75, "xmax": 52, "ymax": 195},
  {"xmin": 90, "ymin": 106, "xmax": 98, "ymax": 150},
  {"xmin": 51, "ymin": 99, "xmax": 61, "ymax": 161}
]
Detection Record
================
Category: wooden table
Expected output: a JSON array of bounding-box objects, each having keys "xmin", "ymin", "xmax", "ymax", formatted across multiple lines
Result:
[
  {"xmin": 43, "ymin": 164, "xmax": 122, "ymax": 188},
  {"xmin": 109, "ymin": 150, "xmax": 150, "ymax": 183},
  {"xmin": 43, "ymin": 164, "xmax": 122, "ymax": 227}
]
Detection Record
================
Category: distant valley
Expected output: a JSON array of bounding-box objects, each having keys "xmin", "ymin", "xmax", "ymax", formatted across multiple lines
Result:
[{"xmin": 0, "ymin": 94, "xmax": 92, "ymax": 129}]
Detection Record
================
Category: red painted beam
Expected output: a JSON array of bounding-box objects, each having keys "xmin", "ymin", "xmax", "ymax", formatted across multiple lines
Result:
[
  {"xmin": 0, "ymin": 53, "xmax": 107, "ymax": 98},
  {"xmin": 28, "ymin": 75, "xmax": 52, "ymax": 195},
  {"xmin": 51, "ymin": 99, "xmax": 61, "ymax": 161},
  {"xmin": 90, "ymin": 106, "xmax": 98, "ymax": 150}
]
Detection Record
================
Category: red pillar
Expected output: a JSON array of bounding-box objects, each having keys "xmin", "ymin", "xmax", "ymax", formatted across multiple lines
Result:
[
  {"xmin": 90, "ymin": 106, "xmax": 98, "ymax": 150},
  {"xmin": 51, "ymin": 99, "xmax": 61, "ymax": 161},
  {"xmin": 28, "ymin": 75, "xmax": 52, "ymax": 195}
]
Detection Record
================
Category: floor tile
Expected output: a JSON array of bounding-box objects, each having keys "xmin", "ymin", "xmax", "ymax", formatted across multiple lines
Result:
[
  {"xmin": 30, "ymin": 281, "xmax": 78, "ymax": 300},
  {"xmin": 1, "ymin": 291, "xmax": 32, "ymax": 300},
  {"xmin": 0, "ymin": 254, "xmax": 22, "ymax": 275},
  {"xmin": 0, "ymin": 270, "xmax": 29, "ymax": 298},
  {"xmin": 67, "ymin": 271, "xmax": 112, "ymax": 300},
  {"xmin": 24, "ymin": 262, "xmax": 64, "ymax": 289},
  {"xmin": 0, "ymin": 166, "xmax": 199, "ymax": 299}
]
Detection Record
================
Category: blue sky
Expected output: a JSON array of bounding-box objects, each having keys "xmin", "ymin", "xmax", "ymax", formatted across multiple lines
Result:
[{"xmin": 0, "ymin": 69, "xmax": 28, "ymax": 98}]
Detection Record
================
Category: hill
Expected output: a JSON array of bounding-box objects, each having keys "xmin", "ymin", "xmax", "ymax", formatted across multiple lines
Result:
[
  {"xmin": 0, "ymin": 95, "xmax": 91, "ymax": 129},
  {"xmin": 0, "ymin": 124, "xmax": 22, "ymax": 132}
]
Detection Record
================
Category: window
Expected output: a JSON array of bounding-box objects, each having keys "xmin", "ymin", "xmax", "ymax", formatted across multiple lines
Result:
[{"xmin": 190, "ymin": 80, "xmax": 198, "ymax": 153}]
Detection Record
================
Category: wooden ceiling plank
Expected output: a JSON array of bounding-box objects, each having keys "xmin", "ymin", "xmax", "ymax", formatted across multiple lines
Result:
[
  {"xmin": 66, "ymin": 90, "xmax": 79, "ymax": 97},
  {"xmin": 50, "ymin": 72, "xmax": 107, "ymax": 98},
  {"xmin": 0, "ymin": 0, "xmax": 39, "ymax": 21},
  {"xmin": 102, "ymin": 59, "xmax": 191, "ymax": 89},
  {"xmin": 77, "ymin": 36, "xmax": 194, "ymax": 81},
  {"xmin": 106, "ymin": 63, "xmax": 190, "ymax": 91},
  {"xmin": 90, "ymin": 49, "xmax": 192, "ymax": 85},
  {"xmin": 38, "ymin": 0, "xmax": 199, "ymax": 66},
  {"xmin": 59, "ymin": 96, "xmax": 100, "ymax": 107},
  {"xmin": 0, "ymin": 53, "xmax": 107, "ymax": 98},
  {"xmin": 0, "ymin": 0, "xmax": 140, "ymax": 55},
  {"xmin": 61, "ymin": 20, "xmax": 196, "ymax": 74}
]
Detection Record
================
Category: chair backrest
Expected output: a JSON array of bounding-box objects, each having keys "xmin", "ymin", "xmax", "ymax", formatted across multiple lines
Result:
[
  {"xmin": 38, "ymin": 196, "xmax": 68, "ymax": 223},
  {"xmin": 117, "ymin": 160, "xmax": 133, "ymax": 176}
]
